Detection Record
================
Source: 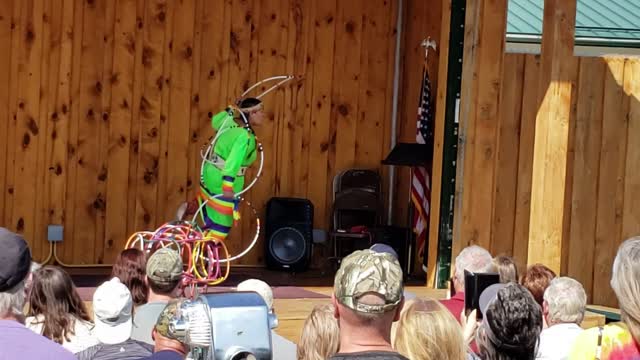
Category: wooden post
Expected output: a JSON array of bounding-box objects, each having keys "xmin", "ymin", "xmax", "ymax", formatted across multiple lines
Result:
[
  {"xmin": 527, "ymin": 0, "xmax": 577, "ymax": 273},
  {"xmin": 426, "ymin": 0, "xmax": 451, "ymax": 287},
  {"xmin": 453, "ymin": 0, "xmax": 508, "ymax": 256}
]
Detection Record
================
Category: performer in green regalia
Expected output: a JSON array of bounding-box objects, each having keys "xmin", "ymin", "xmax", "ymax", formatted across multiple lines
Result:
[
  {"xmin": 178, "ymin": 97, "xmax": 264, "ymax": 241},
  {"xmin": 176, "ymin": 75, "xmax": 293, "ymax": 248}
]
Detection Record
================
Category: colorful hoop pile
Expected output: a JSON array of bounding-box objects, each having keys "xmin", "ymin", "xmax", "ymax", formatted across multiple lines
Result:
[{"xmin": 125, "ymin": 221, "xmax": 231, "ymax": 288}]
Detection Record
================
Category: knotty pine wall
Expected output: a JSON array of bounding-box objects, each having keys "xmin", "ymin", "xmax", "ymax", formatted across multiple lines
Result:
[{"xmin": 0, "ymin": 0, "xmax": 442, "ymax": 266}]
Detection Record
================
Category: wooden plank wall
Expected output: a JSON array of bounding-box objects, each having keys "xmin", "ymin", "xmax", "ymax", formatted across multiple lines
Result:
[
  {"xmin": 0, "ymin": 0, "xmax": 441, "ymax": 267},
  {"xmin": 468, "ymin": 53, "xmax": 640, "ymax": 306}
]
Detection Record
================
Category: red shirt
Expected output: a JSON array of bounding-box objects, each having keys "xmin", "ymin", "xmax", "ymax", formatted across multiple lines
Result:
[
  {"xmin": 440, "ymin": 291, "xmax": 465, "ymax": 321},
  {"xmin": 440, "ymin": 292, "xmax": 479, "ymax": 354}
]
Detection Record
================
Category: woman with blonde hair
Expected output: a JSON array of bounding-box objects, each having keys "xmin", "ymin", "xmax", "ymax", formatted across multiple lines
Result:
[
  {"xmin": 394, "ymin": 298, "xmax": 467, "ymax": 360},
  {"xmin": 297, "ymin": 303, "xmax": 340, "ymax": 360}
]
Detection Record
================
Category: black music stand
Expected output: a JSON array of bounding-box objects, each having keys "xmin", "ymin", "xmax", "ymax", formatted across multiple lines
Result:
[
  {"xmin": 382, "ymin": 142, "xmax": 433, "ymax": 275},
  {"xmin": 382, "ymin": 143, "xmax": 432, "ymax": 167}
]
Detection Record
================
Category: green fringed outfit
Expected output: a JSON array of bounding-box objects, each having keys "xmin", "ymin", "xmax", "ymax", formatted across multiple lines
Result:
[{"xmin": 198, "ymin": 110, "xmax": 258, "ymax": 240}]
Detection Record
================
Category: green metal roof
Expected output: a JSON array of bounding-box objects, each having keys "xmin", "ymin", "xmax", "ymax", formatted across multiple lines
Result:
[{"xmin": 507, "ymin": 0, "xmax": 640, "ymax": 46}]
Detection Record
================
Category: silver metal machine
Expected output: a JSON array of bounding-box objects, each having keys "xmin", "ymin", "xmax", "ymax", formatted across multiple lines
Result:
[{"xmin": 169, "ymin": 292, "xmax": 277, "ymax": 360}]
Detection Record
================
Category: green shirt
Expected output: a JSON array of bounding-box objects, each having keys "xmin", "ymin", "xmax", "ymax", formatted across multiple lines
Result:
[
  {"xmin": 209, "ymin": 111, "xmax": 257, "ymax": 178},
  {"xmin": 201, "ymin": 111, "xmax": 257, "ymax": 194}
]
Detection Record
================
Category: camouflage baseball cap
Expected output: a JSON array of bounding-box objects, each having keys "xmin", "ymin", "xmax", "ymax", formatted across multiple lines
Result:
[
  {"xmin": 147, "ymin": 248, "xmax": 183, "ymax": 284},
  {"xmin": 334, "ymin": 249, "xmax": 404, "ymax": 313},
  {"xmin": 155, "ymin": 299, "xmax": 182, "ymax": 339}
]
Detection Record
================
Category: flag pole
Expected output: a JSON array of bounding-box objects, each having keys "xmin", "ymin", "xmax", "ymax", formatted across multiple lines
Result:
[
  {"xmin": 413, "ymin": 37, "xmax": 437, "ymax": 275},
  {"xmin": 387, "ymin": 0, "xmax": 404, "ymax": 225}
]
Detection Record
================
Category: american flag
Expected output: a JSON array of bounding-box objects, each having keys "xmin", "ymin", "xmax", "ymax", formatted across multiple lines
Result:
[{"xmin": 411, "ymin": 66, "xmax": 433, "ymax": 272}]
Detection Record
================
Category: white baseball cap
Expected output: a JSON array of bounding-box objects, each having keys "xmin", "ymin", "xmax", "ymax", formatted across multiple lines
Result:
[
  {"xmin": 479, "ymin": 283, "xmax": 507, "ymax": 316},
  {"xmin": 237, "ymin": 279, "xmax": 273, "ymax": 310},
  {"xmin": 93, "ymin": 277, "xmax": 133, "ymax": 344}
]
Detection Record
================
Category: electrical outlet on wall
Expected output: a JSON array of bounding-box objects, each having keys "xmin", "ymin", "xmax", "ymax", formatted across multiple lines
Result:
[
  {"xmin": 47, "ymin": 225, "xmax": 63, "ymax": 242},
  {"xmin": 312, "ymin": 229, "xmax": 327, "ymax": 244}
]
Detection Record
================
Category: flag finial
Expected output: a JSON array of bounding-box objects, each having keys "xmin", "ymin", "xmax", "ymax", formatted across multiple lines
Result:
[{"xmin": 421, "ymin": 37, "xmax": 437, "ymax": 60}]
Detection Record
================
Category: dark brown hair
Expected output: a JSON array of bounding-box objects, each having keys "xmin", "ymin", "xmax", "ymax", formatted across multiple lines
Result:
[
  {"xmin": 111, "ymin": 248, "xmax": 148, "ymax": 306},
  {"xmin": 147, "ymin": 276, "xmax": 181, "ymax": 295},
  {"xmin": 27, "ymin": 266, "xmax": 92, "ymax": 344},
  {"xmin": 479, "ymin": 283, "xmax": 542, "ymax": 360},
  {"xmin": 520, "ymin": 263, "xmax": 556, "ymax": 307}
]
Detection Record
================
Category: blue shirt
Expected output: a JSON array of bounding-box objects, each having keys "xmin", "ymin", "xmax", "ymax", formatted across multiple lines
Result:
[{"xmin": 0, "ymin": 319, "xmax": 76, "ymax": 360}]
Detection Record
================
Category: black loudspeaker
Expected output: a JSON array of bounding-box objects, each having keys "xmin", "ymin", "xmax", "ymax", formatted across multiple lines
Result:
[
  {"xmin": 370, "ymin": 226, "xmax": 412, "ymax": 275},
  {"xmin": 265, "ymin": 197, "xmax": 313, "ymax": 272}
]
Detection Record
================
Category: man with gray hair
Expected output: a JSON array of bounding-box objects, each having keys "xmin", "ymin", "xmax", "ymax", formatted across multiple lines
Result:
[
  {"xmin": 236, "ymin": 279, "xmax": 297, "ymax": 360},
  {"xmin": 440, "ymin": 245, "xmax": 495, "ymax": 319},
  {"xmin": 0, "ymin": 227, "xmax": 75, "ymax": 359},
  {"xmin": 536, "ymin": 276, "xmax": 586, "ymax": 360}
]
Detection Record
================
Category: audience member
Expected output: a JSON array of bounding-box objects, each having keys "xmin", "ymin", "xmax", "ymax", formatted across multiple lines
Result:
[
  {"xmin": 536, "ymin": 277, "xmax": 586, "ymax": 360},
  {"xmin": 25, "ymin": 266, "xmax": 98, "ymax": 353},
  {"xmin": 0, "ymin": 228, "xmax": 75, "ymax": 360},
  {"xmin": 442, "ymin": 245, "xmax": 495, "ymax": 319},
  {"xmin": 569, "ymin": 236, "xmax": 640, "ymax": 359},
  {"xmin": 520, "ymin": 264, "xmax": 556, "ymax": 308},
  {"xmin": 492, "ymin": 255, "xmax": 518, "ymax": 283},
  {"xmin": 475, "ymin": 283, "xmax": 542, "ymax": 360},
  {"xmin": 237, "ymin": 279, "xmax": 274, "ymax": 311},
  {"xmin": 112, "ymin": 248, "xmax": 149, "ymax": 307},
  {"xmin": 298, "ymin": 304, "xmax": 340, "ymax": 360},
  {"xmin": 76, "ymin": 278, "xmax": 153, "ymax": 359},
  {"xmin": 237, "ymin": 278, "xmax": 297, "ymax": 360},
  {"xmin": 394, "ymin": 298, "xmax": 466, "ymax": 360},
  {"xmin": 330, "ymin": 249, "xmax": 408, "ymax": 360},
  {"xmin": 22, "ymin": 261, "xmax": 42, "ymax": 315},
  {"xmin": 131, "ymin": 248, "xmax": 183, "ymax": 345},
  {"xmin": 369, "ymin": 243, "xmax": 399, "ymax": 259},
  {"xmin": 25, "ymin": 261, "xmax": 42, "ymax": 296},
  {"xmin": 139, "ymin": 300, "xmax": 188, "ymax": 360}
]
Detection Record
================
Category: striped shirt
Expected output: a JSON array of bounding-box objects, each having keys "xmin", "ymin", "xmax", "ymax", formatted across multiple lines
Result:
[{"xmin": 76, "ymin": 339, "xmax": 153, "ymax": 360}]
